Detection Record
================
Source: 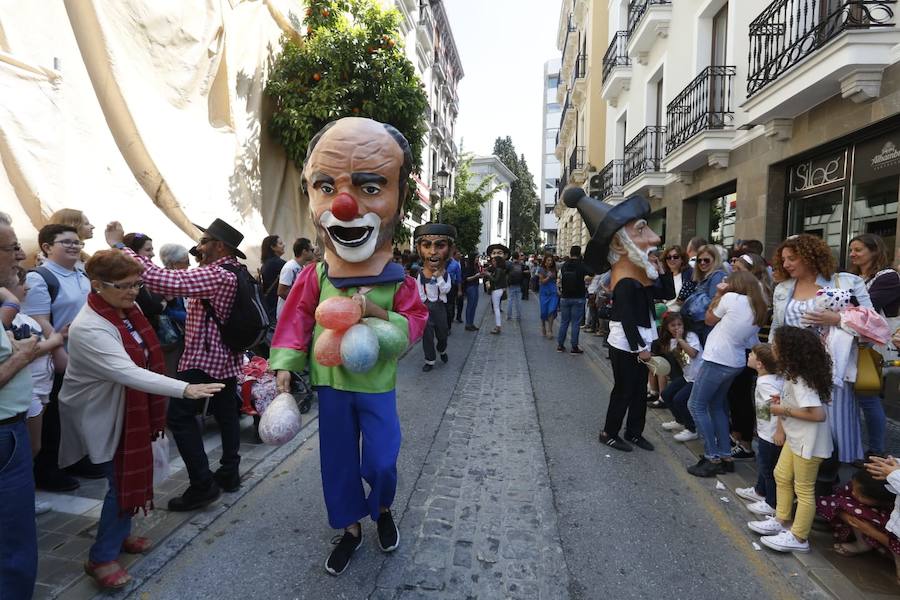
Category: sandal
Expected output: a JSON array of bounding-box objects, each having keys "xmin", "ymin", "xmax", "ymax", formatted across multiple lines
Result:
[
  {"xmin": 648, "ymin": 399, "xmax": 665, "ymax": 409},
  {"xmin": 84, "ymin": 560, "xmax": 132, "ymax": 589},
  {"xmin": 121, "ymin": 536, "xmax": 153, "ymax": 554}
]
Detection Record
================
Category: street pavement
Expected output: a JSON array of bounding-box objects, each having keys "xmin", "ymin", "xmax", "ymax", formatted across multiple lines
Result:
[{"xmin": 53, "ymin": 292, "xmax": 897, "ymax": 599}]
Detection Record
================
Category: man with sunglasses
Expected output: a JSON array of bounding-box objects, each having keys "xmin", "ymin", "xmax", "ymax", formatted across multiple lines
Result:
[
  {"xmin": 106, "ymin": 218, "xmax": 246, "ymax": 512},
  {"xmin": 24, "ymin": 224, "xmax": 92, "ymax": 491},
  {"xmin": 414, "ymin": 223, "xmax": 456, "ymax": 372}
]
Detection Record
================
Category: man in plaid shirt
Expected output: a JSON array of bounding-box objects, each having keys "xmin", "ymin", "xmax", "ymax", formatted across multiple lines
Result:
[{"xmin": 107, "ymin": 219, "xmax": 244, "ymax": 511}]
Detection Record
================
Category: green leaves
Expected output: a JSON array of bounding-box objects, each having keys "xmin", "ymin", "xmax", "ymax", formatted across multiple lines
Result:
[{"xmin": 441, "ymin": 156, "xmax": 501, "ymax": 255}]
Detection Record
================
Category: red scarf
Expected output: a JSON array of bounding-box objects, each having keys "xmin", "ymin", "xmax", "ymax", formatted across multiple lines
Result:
[{"xmin": 88, "ymin": 292, "xmax": 167, "ymax": 515}]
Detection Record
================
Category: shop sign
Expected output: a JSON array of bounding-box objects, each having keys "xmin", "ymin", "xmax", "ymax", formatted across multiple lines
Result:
[
  {"xmin": 789, "ymin": 150, "xmax": 847, "ymax": 194},
  {"xmin": 855, "ymin": 131, "xmax": 900, "ymax": 184}
]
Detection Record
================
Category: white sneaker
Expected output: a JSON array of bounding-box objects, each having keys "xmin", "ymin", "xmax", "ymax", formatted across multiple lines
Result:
[
  {"xmin": 760, "ymin": 530, "xmax": 810, "ymax": 553},
  {"xmin": 748, "ymin": 515, "xmax": 785, "ymax": 536},
  {"xmin": 746, "ymin": 500, "xmax": 776, "ymax": 516},
  {"xmin": 34, "ymin": 500, "xmax": 52, "ymax": 515},
  {"xmin": 673, "ymin": 429, "xmax": 698, "ymax": 442},
  {"xmin": 735, "ymin": 486, "xmax": 764, "ymax": 503},
  {"xmin": 661, "ymin": 421, "xmax": 683, "ymax": 431}
]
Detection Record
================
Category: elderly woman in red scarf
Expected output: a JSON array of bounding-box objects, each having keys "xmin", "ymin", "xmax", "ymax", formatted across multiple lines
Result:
[{"xmin": 58, "ymin": 250, "xmax": 223, "ymax": 589}]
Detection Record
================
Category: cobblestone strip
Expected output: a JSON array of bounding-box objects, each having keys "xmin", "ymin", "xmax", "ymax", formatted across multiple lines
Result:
[{"xmin": 372, "ymin": 321, "xmax": 569, "ymax": 600}]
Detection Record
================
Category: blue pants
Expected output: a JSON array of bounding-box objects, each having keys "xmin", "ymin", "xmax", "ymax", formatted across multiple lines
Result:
[
  {"xmin": 857, "ymin": 394, "xmax": 886, "ymax": 454},
  {"xmin": 90, "ymin": 461, "xmax": 133, "ymax": 563},
  {"xmin": 754, "ymin": 437, "xmax": 782, "ymax": 509},
  {"xmin": 464, "ymin": 285, "xmax": 479, "ymax": 326},
  {"xmin": 317, "ymin": 387, "xmax": 401, "ymax": 529},
  {"xmin": 557, "ymin": 298, "xmax": 585, "ymax": 347},
  {"xmin": 0, "ymin": 420, "xmax": 37, "ymax": 599},
  {"xmin": 662, "ymin": 376, "xmax": 695, "ymax": 431},
  {"xmin": 688, "ymin": 361, "xmax": 743, "ymax": 459},
  {"xmin": 506, "ymin": 287, "xmax": 522, "ymax": 320}
]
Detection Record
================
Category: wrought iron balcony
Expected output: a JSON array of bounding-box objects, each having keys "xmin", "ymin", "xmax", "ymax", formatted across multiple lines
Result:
[
  {"xmin": 558, "ymin": 168, "xmax": 568, "ymax": 200},
  {"xmin": 627, "ymin": 0, "xmax": 672, "ymax": 36},
  {"xmin": 602, "ymin": 31, "xmax": 630, "ymax": 84},
  {"xmin": 572, "ymin": 53, "xmax": 587, "ymax": 84},
  {"xmin": 747, "ymin": 0, "xmax": 897, "ymax": 97},
  {"xmin": 561, "ymin": 13, "xmax": 577, "ymax": 63},
  {"xmin": 624, "ymin": 126, "xmax": 666, "ymax": 184},
  {"xmin": 569, "ymin": 146, "xmax": 586, "ymax": 175},
  {"xmin": 666, "ymin": 66, "xmax": 736, "ymax": 154},
  {"xmin": 599, "ymin": 160, "xmax": 625, "ymax": 201}
]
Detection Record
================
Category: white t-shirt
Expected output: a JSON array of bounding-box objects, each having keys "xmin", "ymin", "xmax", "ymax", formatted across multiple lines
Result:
[
  {"xmin": 703, "ymin": 293, "xmax": 761, "ymax": 368},
  {"xmin": 780, "ymin": 378, "xmax": 834, "ymax": 460},
  {"xmin": 754, "ymin": 374, "xmax": 784, "ymax": 443},
  {"xmin": 276, "ymin": 259, "xmax": 304, "ymax": 318},
  {"xmin": 12, "ymin": 313, "xmax": 54, "ymax": 401},
  {"xmin": 668, "ymin": 332, "xmax": 703, "ymax": 382},
  {"xmin": 608, "ymin": 318, "xmax": 657, "ymax": 353}
]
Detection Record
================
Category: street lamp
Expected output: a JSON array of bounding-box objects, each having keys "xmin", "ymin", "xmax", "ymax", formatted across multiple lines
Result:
[{"xmin": 435, "ymin": 168, "xmax": 450, "ymax": 223}]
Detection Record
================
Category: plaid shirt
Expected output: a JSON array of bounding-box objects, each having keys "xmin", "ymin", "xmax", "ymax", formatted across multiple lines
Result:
[{"xmin": 125, "ymin": 249, "xmax": 240, "ymax": 379}]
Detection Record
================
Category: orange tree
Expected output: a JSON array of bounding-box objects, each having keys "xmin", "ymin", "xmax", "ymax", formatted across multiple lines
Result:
[{"xmin": 266, "ymin": 0, "xmax": 429, "ymax": 243}]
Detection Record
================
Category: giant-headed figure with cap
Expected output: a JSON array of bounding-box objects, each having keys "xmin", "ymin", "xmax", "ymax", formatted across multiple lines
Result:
[
  {"xmin": 269, "ymin": 117, "xmax": 429, "ymax": 575},
  {"xmin": 562, "ymin": 187, "xmax": 674, "ymax": 453},
  {"xmin": 413, "ymin": 222, "xmax": 457, "ymax": 371}
]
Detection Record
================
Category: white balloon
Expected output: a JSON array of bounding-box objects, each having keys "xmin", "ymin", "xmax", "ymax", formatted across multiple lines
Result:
[{"xmin": 258, "ymin": 392, "xmax": 302, "ymax": 446}]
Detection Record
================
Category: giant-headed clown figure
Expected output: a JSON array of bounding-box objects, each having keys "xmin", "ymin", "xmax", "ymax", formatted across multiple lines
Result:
[
  {"xmin": 562, "ymin": 188, "xmax": 674, "ymax": 453},
  {"xmin": 270, "ymin": 118, "xmax": 428, "ymax": 576}
]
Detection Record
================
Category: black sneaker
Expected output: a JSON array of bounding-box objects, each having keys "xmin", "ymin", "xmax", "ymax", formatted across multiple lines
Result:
[
  {"xmin": 440, "ymin": 353, "xmax": 449, "ymax": 364},
  {"xmin": 213, "ymin": 469, "xmax": 241, "ymax": 493},
  {"xmin": 570, "ymin": 346, "xmax": 584, "ymax": 355},
  {"xmin": 167, "ymin": 482, "xmax": 221, "ymax": 512},
  {"xmin": 598, "ymin": 432, "xmax": 632, "ymax": 452},
  {"xmin": 422, "ymin": 364, "xmax": 433, "ymax": 372},
  {"xmin": 325, "ymin": 529, "xmax": 363, "ymax": 576},
  {"xmin": 377, "ymin": 510, "xmax": 400, "ymax": 552},
  {"xmin": 625, "ymin": 434, "xmax": 654, "ymax": 451},
  {"xmin": 687, "ymin": 457, "xmax": 724, "ymax": 478},
  {"xmin": 731, "ymin": 446, "xmax": 755, "ymax": 460},
  {"xmin": 556, "ymin": 345, "xmax": 565, "ymax": 353}
]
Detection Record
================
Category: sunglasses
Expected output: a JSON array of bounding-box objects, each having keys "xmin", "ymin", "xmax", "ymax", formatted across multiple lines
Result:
[
  {"xmin": 697, "ymin": 257, "xmax": 713, "ymax": 265},
  {"xmin": 665, "ymin": 254, "xmax": 680, "ymax": 261}
]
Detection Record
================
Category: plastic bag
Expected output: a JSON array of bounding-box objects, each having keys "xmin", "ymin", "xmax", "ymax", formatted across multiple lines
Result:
[
  {"xmin": 258, "ymin": 392, "xmax": 302, "ymax": 446},
  {"xmin": 152, "ymin": 437, "xmax": 170, "ymax": 486}
]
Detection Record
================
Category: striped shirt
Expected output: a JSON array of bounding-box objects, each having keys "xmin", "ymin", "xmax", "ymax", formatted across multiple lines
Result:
[{"xmin": 125, "ymin": 249, "xmax": 240, "ymax": 379}]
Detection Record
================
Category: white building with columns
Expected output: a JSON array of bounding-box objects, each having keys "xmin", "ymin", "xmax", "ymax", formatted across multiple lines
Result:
[{"xmin": 469, "ymin": 156, "xmax": 517, "ymax": 254}]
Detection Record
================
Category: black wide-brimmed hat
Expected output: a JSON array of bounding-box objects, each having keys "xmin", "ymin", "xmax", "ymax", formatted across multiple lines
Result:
[
  {"xmin": 562, "ymin": 187, "xmax": 650, "ymax": 272},
  {"xmin": 486, "ymin": 243, "xmax": 510, "ymax": 258},
  {"xmin": 195, "ymin": 218, "xmax": 246, "ymax": 259},
  {"xmin": 414, "ymin": 222, "xmax": 457, "ymax": 242}
]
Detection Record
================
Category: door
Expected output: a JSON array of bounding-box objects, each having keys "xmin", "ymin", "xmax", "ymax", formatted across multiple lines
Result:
[{"xmin": 709, "ymin": 4, "xmax": 729, "ymax": 127}]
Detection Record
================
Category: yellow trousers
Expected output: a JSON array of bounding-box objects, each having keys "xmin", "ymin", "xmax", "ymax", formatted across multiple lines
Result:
[{"xmin": 773, "ymin": 443, "xmax": 823, "ymax": 540}]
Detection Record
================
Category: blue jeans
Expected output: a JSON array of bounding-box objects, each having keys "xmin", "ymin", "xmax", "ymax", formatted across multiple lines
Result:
[
  {"xmin": 0, "ymin": 420, "xmax": 37, "ymax": 598},
  {"xmin": 90, "ymin": 461, "xmax": 133, "ymax": 563},
  {"xmin": 464, "ymin": 285, "xmax": 479, "ymax": 326},
  {"xmin": 754, "ymin": 437, "xmax": 782, "ymax": 509},
  {"xmin": 688, "ymin": 361, "xmax": 743, "ymax": 459},
  {"xmin": 506, "ymin": 286, "xmax": 522, "ymax": 320},
  {"xmin": 557, "ymin": 298, "xmax": 585, "ymax": 348},
  {"xmin": 662, "ymin": 376, "xmax": 695, "ymax": 431},
  {"xmin": 857, "ymin": 395, "xmax": 886, "ymax": 454}
]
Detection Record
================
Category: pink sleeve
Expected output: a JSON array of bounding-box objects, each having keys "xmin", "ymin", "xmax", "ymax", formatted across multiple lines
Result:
[
  {"xmin": 271, "ymin": 264, "xmax": 321, "ymax": 354},
  {"xmin": 393, "ymin": 276, "xmax": 428, "ymax": 344}
]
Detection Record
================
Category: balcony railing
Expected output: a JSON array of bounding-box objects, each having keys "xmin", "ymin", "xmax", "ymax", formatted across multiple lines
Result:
[
  {"xmin": 602, "ymin": 31, "xmax": 630, "ymax": 84},
  {"xmin": 599, "ymin": 159, "xmax": 625, "ymax": 200},
  {"xmin": 561, "ymin": 13, "xmax": 577, "ymax": 60},
  {"xmin": 624, "ymin": 126, "xmax": 666, "ymax": 183},
  {"xmin": 559, "ymin": 91, "xmax": 572, "ymax": 129},
  {"xmin": 747, "ymin": 0, "xmax": 897, "ymax": 97},
  {"xmin": 627, "ymin": 0, "xmax": 672, "ymax": 36},
  {"xmin": 572, "ymin": 53, "xmax": 587, "ymax": 84},
  {"xmin": 666, "ymin": 66, "xmax": 736, "ymax": 154},
  {"xmin": 558, "ymin": 168, "xmax": 568, "ymax": 199},
  {"xmin": 569, "ymin": 146, "xmax": 586, "ymax": 174}
]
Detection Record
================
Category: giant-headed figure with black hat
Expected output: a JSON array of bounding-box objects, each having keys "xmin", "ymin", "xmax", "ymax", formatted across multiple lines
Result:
[
  {"xmin": 414, "ymin": 222, "xmax": 457, "ymax": 371},
  {"xmin": 562, "ymin": 188, "xmax": 674, "ymax": 453},
  {"xmin": 269, "ymin": 117, "xmax": 429, "ymax": 575}
]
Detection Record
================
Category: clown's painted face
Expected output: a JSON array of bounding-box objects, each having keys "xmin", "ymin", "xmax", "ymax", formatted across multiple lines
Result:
[
  {"xmin": 305, "ymin": 118, "xmax": 406, "ymax": 277},
  {"xmin": 416, "ymin": 235, "xmax": 452, "ymax": 274}
]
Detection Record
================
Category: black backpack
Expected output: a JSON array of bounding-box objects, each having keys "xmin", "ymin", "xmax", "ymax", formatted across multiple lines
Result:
[
  {"xmin": 559, "ymin": 261, "xmax": 584, "ymax": 297},
  {"xmin": 202, "ymin": 263, "xmax": 269, "ymax": 353}
]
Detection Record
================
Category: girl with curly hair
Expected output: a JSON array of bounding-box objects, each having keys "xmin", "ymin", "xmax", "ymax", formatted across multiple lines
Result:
[
  {"xmin": 748, "ymin": 326, "xmax": 833, "ymax": 554},
  {"xmin": 771, "ymin": 233, "xmax": 872, "ymax": 468}
]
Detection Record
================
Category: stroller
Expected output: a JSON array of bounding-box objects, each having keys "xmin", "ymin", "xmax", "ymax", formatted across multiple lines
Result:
[{"xmin": 236, "ymin": 353, "xmax": 315, "ymax": 442}]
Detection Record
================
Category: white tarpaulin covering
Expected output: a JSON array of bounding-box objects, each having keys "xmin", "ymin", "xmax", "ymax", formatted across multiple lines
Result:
[{"xmin": 0, "ymin": 0, "xmax": 312, "ymax": 266}]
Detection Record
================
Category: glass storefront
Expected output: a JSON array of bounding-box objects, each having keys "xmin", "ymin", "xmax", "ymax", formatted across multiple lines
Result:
[{"xmin": 689, "ymin": 184, "xmax": 736, "ymax": 250}]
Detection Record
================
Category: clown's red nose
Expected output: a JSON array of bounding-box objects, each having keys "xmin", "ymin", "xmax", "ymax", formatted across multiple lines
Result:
[{"xmin": 331, "ymin": 193, "xmax": 358, "ymax": 221}]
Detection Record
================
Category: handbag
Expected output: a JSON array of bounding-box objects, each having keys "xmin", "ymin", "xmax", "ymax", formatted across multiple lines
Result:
[
  {"xmin": 855, "ymin": 344, "xmax": 884, "ymax": 395},
  {"xmin": 156, "ymin": 314, "xmax": 183, "ymax": 346}
]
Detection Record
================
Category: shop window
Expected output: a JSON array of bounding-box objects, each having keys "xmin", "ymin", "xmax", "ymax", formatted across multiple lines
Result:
[{"xmin": 787, "ymin": 189, "xmax": 844, "ymax": 262}]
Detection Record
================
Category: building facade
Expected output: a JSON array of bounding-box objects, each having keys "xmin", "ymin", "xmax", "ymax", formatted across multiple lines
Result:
[
  {"xmin": 390, "ymin": 0, "xmax": 463, "ymax": 237},
  {"xmin": 554, "ymin": 0, "xmax": 610, "ymax": 255},
  {"xmin": 597, "ymin": 0, "xmax": 900, "ymax": 265},
  {"xmin": 469, "ymin": 156, "xmax": 517, "ymax": 254},
  {"xmin": 541, "ymin": 59, "xmax": 563, "ymax": 250}
]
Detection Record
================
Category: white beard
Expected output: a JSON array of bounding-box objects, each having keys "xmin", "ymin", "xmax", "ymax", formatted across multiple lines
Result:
[{"xmin": 609, "ymin": 230, "xmax": 659, "ymax": 280}]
